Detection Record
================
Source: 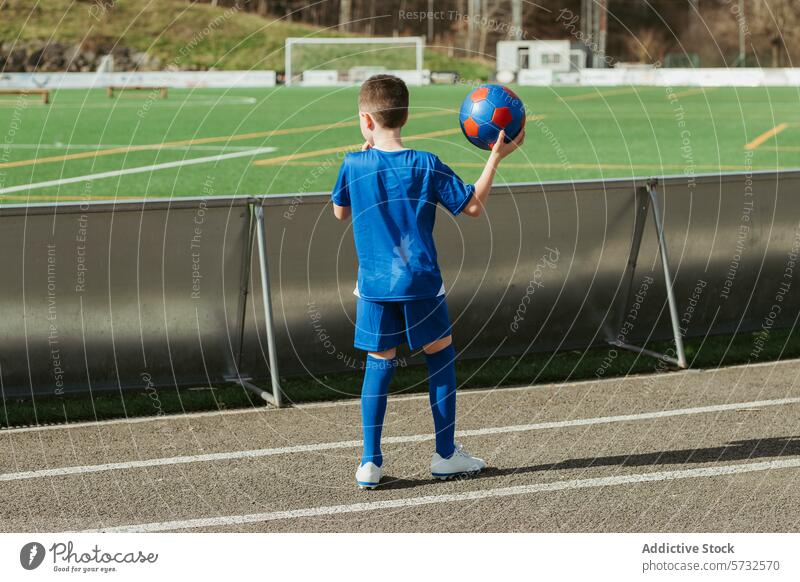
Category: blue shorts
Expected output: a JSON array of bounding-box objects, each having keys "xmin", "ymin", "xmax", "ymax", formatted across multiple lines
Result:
[{"xmin": 354, "ymin": 295, "xmax": 452, "ymax": 352}]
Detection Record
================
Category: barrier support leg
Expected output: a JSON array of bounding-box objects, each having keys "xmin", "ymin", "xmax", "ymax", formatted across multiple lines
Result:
[
  {"xmin": 609, "ymin": 180, "xmax": 688, "ymax": 369},
  {"xmin": 233, "ymin": 204, "xmax": 284, "ymax": 407},
  {"xmin": 614, "ymin": 186, "xmax": 651, "ymax": 335}
]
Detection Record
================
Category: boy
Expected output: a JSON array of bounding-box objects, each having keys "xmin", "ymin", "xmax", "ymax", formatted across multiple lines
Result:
[{"xmin": 331, "ymin": 74, "xmax": 524, "ymax": 489}]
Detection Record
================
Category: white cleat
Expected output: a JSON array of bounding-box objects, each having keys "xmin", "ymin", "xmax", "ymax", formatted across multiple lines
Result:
[
  {"xmin": 356, "ymin": 462, "xmax": 382, "ymax": 489},
  {"xmin": 431, "ymin": 442, "xmax": 486, "ymax": 480}
]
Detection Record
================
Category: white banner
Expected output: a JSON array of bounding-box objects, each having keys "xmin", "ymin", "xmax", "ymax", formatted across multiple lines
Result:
[
  {"xmin": 516, "ymin": 67, "xmax": 800, "ymax": 87},
  {"xmin": 1, "ymin": 533, "xmax": 797, "ymax": 580},
  {"xmin": 517, "ymin": 68, "xmax": 553, "ymax": 86},
  {"xmin": 0, "ymin": 70, "xmax": 277, "ymax": 89}
]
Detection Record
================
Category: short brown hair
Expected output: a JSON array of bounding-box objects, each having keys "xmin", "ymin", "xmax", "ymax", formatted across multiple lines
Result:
[{"xmin": 358, "ymin": 74, "xmax": 409, "ymax": 128}]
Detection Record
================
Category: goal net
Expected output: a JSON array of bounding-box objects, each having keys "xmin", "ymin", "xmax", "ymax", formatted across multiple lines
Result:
[{"xmin": 285, "ymin": 37, "xmax": 426, "ymax": 87}]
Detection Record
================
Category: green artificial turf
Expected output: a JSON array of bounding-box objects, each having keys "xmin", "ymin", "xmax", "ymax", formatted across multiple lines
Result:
[{"xmin": 1, "ymin": 85, "xmax": 798, "ymax": 205}]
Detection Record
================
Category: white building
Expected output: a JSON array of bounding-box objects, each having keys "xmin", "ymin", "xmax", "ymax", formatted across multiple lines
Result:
[{"xmin": 496, "ymin": 40, "xmax": 586, "ymax": 76}]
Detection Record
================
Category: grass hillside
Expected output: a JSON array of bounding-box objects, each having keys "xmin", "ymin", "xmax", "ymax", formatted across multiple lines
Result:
[{"xmin": 0, "ymin": 0, "xmax": 493, "ymax": 78}]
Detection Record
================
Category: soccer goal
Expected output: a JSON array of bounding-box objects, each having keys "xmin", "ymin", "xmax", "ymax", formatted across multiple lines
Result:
[{"xmin": 284, "ymin": 36, "xmax": 426, "ymax": 87}]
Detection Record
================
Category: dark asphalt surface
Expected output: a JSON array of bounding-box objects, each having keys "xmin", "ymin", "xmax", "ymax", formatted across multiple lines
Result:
[{"xmin": 1, "ymin": 360, "xmax": 799, "ymax": 532}]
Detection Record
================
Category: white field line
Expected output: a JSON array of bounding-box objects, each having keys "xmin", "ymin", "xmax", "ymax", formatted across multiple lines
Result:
[
  {"xmin": 3, "ymin": 396, "xmax": 799, "ymax": 483},
  {"xmin": 0, "ymin": 147, "xmax": 275, "ymax": 195},
  {"xmin": 84, "ymin": 457, "xmax": 800, "ymax": 532},
  {"xmin": 4, "ymin": 144, "xmax": 261, "ymax": 152},
  {"xmin": 3, "ymin": 356, "xmax": 799, "ymax": 435}
]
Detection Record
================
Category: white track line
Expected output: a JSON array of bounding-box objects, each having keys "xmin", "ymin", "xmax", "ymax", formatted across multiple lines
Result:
[
  {"xmin": 0, "ymin": 147, "xmax": 275, "ymax": 195},
  {"xmin": 4, "ymin": 396, "xmax": 799, "ymax": 483},
  {"xmin": 3, "ymin": 357, "xmax": 799, "ymax": 434},
  {"xmin": 84, "ymin": 457, "xmax": 800, "ymax": 532}
]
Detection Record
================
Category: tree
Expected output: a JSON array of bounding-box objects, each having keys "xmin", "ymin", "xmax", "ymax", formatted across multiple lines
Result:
[{"xmin": 748, "ymin": 0, "xmax": 799, "ymax": 67}]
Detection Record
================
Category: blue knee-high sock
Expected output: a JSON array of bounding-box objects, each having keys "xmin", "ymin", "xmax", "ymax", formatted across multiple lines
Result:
[
  {"xmin": 426, "ymin": 344, "xmax": 457, "ymax": 459},
  {"xmin": 360, "ymin": 355, "xmax": 396, "ymax": 467}
]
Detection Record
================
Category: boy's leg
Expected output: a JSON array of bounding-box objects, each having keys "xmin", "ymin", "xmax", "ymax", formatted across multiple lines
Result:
[
  {"xmin": 360, "ymin": 348, "xmax": 396, "ymax": 467},
  {"xmin": 423, "ymin": 336, "xmax": 457, "ymax": 459},
  {"xmin": 354, "ymin": 298, "xmax": 403, "ymax": 470},
  {"xmin": 408, "ymin": 297, "xmax": 485, "ymax": 477},
  {"xmin": 425, "ymin": 334, "xmax": 485, "ymax": 478}
]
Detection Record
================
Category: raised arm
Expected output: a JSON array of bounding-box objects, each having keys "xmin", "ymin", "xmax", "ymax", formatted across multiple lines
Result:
[{"xmin": 461, "ymin": 129, "xmax": 525, "ymax": 218}]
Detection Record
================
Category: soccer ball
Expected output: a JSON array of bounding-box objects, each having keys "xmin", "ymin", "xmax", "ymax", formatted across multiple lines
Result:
[{"xmin": 459, "ymin": 84, "xmax": 526, "ymax": 151}]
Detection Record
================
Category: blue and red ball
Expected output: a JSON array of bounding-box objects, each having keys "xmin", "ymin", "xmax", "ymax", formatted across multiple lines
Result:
[{"xmin": 459, "ymin": 84, "xmax": 526, "ymax": 151}]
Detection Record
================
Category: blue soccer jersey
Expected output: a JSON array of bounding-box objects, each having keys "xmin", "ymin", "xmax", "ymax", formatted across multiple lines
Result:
[{"xmin": 331, "ymin": 148, "xmax": 475, "ymax": 301}]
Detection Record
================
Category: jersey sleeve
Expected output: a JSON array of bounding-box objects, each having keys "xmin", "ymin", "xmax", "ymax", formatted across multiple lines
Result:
[
  {"xmin": 432, "ymin": 155, "xmax": 475, "ymax": 216},
  {"xmin": 331, "ymin": 159, "xmax": 351, "ymax": 207}
]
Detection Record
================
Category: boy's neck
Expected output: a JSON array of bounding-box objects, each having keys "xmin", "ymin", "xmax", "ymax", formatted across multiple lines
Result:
[{"xmin": 371, "ymin": 128, "xmax": 404, "ymax": 151}]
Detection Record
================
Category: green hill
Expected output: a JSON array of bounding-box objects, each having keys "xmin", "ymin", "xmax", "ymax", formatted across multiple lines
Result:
[{"xmin": 0, "ymin": 0, "xmax": 493, "ymax": 78}]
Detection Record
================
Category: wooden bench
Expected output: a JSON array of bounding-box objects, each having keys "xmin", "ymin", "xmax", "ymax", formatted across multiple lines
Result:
[
  {"xmin": 107, "ymin": 85, "xmax": 168, "ymax": 99},
  {"xmin": 0, "ymin": 88, "xmax": 49, "ymax": 104}
]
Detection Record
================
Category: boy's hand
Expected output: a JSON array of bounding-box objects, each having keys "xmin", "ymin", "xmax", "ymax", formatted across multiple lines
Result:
[{"xmin": 491, "ymin": 129, "xmax": 525, "ymax": 161}]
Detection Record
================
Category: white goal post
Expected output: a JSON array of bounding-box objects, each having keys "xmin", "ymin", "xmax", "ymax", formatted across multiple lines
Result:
[{"xmin": 285, "ymin": 36, "xmax": 426, "ymax": 87}]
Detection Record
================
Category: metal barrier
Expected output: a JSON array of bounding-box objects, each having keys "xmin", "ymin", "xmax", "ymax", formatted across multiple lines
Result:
[
  {"xmin": 242, "ymin": 170, "xmax": 800, "ymax": 402},
  {"xmin": 654, "ymin": 170, "xmax": 800, "ymax": 338},
  {"xmin": 0, "ymin": 197, "xmax": 252, "ymax": 398},
  {"xmin": 2, "ymin": 170, "xmax": 799, "ymax": 404}
]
